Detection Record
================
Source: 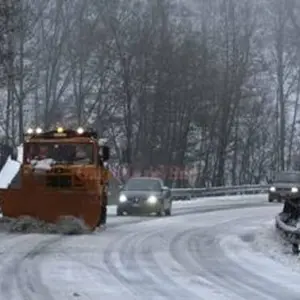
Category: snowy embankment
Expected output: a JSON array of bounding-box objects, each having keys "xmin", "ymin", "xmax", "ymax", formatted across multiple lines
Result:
[
  {"xmin": 23, "ymin": 204, "xmax": 299, "ymax": 299},
  {"xmin": 253, "ymin": 220, "xmax": 300, "ymax": 272},
  {"xmin": 219, "ymin": 206, "xmax": 300, "ymax": 277}
]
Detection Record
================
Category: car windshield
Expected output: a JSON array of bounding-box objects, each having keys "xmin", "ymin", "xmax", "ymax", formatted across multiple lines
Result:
[
  {"xmin": 274, "ymin": 172, "xmax": 300, "ymax": 183},
  {"xmin": 24, "ymin": 142, "xmax": 94, "ymax": 164},
  {"xmin": 124, "ymin": 178, "xmax": 162, "ymax": 191}
]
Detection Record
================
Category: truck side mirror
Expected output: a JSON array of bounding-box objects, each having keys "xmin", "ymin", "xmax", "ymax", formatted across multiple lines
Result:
[{"xmin": 99, "ymin": 146, "xmax": 110, "ymax": 161}]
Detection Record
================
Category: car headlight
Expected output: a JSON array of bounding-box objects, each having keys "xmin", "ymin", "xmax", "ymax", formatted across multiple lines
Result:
[
  {"xmin": 119, "ymin": 194, "xmax": 127, "ymax": 202},
  {"xmin": 147, "ymin": 195, "xmax": 157, "ymax": 204},
  {"xmin": 269, "ymin": 186, "xmax": 276, "ymax": 192},
  {"xmin": 291, "ymin": 187, "xmax": 299, "ymax": 193}
]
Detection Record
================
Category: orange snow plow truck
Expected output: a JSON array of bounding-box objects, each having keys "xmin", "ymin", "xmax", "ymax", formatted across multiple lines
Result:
[{"xmin": 0, "ymin": 127, "xmax": 110, "ymax": 230}]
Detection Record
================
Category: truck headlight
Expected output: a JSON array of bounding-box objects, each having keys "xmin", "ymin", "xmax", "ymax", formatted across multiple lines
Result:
[
  {"xmin": 269, "ymin": 186, "xmax": 276, "ymax": 192},
  {"xmin": 147, "ymin": 195, "xmax": 157, "ymax": 204},
  {"xmin": 26, "ymin": 128, "xmax": 33, "ymax": 134},
  {"xmin": 119, "ymin": 194, "xmax": 127, "ymax": 202},
  {"xmin": 77, "ymin": 127, "xmax": 84, "ymax": 134},
  {"xmin": 291, "ymin": 187, "xmax": 299, "ymax": 193}
]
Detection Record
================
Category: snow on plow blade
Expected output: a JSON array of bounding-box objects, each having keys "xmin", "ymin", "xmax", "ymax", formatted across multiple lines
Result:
[{"xmin": 0, "ymin": 184, "xmax": 101, "ymax": 231}]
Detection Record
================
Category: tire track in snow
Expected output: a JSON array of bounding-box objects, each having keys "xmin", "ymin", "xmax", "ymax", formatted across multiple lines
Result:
[
  {"xmin": 102, "ymin": 227, "xmax": 201, "ymax": 299},
  {"xmin": 0, "ymin": 234, "xmax": 60, "ymax": 300},
  {"xmin": 0, "ymin": 198, "xmax": 277, "ymax": 299},
  {"xmin": 169, "ymin": 211, "xmax": 300, "ymax": 300},
  {"xmin": 68, "ymin": 204, "xmax": 270, "ymax": 299}
]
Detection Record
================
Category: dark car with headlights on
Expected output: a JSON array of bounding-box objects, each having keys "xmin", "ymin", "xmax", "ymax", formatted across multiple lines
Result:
[
  {"xmin": 116, "ymin": 177, "xmax": 172, "ymax": 216},
  {"xmin": 268, "ymin": 171, "xmax": 300, "ymax": 202}
]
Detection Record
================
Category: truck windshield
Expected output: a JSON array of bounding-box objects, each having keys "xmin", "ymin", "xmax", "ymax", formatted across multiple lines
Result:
[{"xmin": 24, "ymin": 143, "xmax": 94, "ymax": 164}]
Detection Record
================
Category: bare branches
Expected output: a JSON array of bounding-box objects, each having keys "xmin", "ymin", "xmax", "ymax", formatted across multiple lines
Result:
[{"xmin": 1, "ymin": 0, "xmax": 300, "ymax": 186}]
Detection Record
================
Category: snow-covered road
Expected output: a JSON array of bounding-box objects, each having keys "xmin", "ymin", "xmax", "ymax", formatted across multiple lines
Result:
[{"xmin": 0, "ymin": 195, "xmax": 298, "ymax": 299}]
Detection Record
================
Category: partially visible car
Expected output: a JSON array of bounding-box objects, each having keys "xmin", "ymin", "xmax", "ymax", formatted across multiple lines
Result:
[
  {"xmin": 268, "ymin": 171, "xmax": 300, "ymax": 202},
  {"xmin": 116, "ymin": 177, "xmax": 172, "ymax": 216}
]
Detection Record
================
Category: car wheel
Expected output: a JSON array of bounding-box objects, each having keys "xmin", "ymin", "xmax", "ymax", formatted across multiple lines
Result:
[
  {"xmin": 165, "ymin": 202, "xmax": 172, "ymax": 216},
  {"xmin": 165, "ymin": 207, "xmax": 171, "ymax": 216},
  {"xmin": 268, "ymin": 197, "xmax": 274, "ymax": 202},
  {"xmin": 116, "ymin": 208, "xmax": 123, "ymax": 216},
  {"xmin": 156, "ymin": 203, "xmax": 164, "ymax": 217}
]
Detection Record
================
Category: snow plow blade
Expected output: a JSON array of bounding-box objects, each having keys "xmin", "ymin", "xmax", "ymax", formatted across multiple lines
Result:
[{"xmin": 0, "ymin": 184, "xmax": 100, "ymax": 230}]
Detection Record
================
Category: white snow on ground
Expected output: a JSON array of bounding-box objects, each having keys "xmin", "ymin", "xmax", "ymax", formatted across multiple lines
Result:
[
  {"xmin": 0, "ymin": 187, "xmax": 298, "ymax": 299},
  {"xmin": 0, "ymin": 157, "xmax": 20, "ymax": 188},
  {"xmin": 0, "ymin": 216, "xmax": 91, "ymax": 235},
  {"xmin": 252, "ymin": 219, "xmax": 300, "ymax": 273},
  {"xmin": 12, "ymin": 204, "xmax": 297, "ymax": 300},
  {"xmin": 174, "ymin": 194, "xmax": 268, "ymax": 205},
  {"xmin": 196, "ymin": 206, "xmax": 300, "ymax": 299}
]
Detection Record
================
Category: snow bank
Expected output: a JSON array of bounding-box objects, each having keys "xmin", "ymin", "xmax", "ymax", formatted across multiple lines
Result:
[
  {"xmin": 174, "ymin": 194, "xmax": 267, "ymax": 205},
  {"xmin": 0, "ymin": 157, "xmax": 20, "ymax": 188},
  {"xmin": 253, "ymin": 222, "xmax": 300, "ymax": 272},
  {"xmin": 0, "ymin": 216, "xmax": 91, "ymax": 235}
]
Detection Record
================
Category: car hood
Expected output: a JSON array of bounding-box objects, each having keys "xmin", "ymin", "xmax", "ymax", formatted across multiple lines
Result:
[{"xmin": 120, "ymin": 190, "xmax": 161, "ymax": 198}]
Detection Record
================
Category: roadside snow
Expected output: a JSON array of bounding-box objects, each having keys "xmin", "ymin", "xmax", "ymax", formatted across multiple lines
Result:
[
  {"xmin": 0, "ymin": 216, "xmax": 90, "ymax": 235},
  {"xmin": 252, "ymin": 221, "xmax": 300, "ymax": 273},
  {"xmin": 174, "ymin": 194, "xmax": 267, "ymax": 205}
]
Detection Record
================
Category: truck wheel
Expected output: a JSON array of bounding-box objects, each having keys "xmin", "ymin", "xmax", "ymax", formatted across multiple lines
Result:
[
  {"xmin": 99, "ymin": 205, "xmax": 107, "ymax": 225},
  {"xmin": 165, "ymin": 202, "xmax": 172, "ymax": 216},
  {"xmin": 98, "ymin": 192, "xmax": 108, "ymax": 225},
  {"xmin": 156, "ymin": 204, "xmax": 164, "ymax": 217}
]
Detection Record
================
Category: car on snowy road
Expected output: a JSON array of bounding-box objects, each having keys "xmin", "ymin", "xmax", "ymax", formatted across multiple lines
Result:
[
  {"xmin": 268, "ymin": 171, "xmax": 300, "ymax": 202},
  {"xmin": 116, "ymin": 177, "xmax": 172, "ymax": 216}
]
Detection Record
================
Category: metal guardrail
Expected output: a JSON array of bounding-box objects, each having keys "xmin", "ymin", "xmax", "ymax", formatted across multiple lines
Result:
[{"xmin": 170, "ymin": 184, "xmax": 269, "ymax": 200}]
